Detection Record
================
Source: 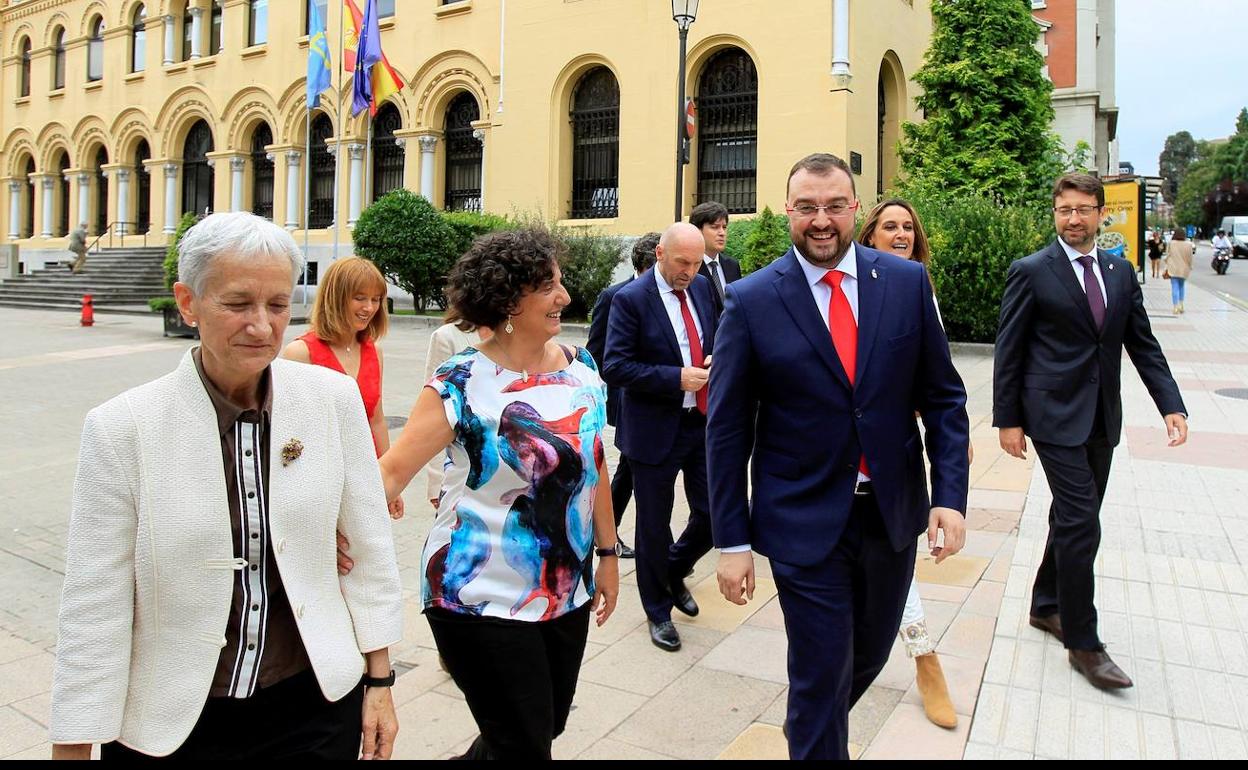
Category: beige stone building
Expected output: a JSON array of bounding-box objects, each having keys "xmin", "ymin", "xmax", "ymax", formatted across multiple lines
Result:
[{"xmin": 1, "ymin": 0, "xmax": 931, "ymax": 275}]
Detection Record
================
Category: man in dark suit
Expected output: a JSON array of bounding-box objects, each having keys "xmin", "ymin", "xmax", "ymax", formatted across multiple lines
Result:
[
  {"xmin": 691, "ymin": 201, "xmax": 742, "ymax": 314},
  {"xmin": 604, "ymin": 223, "xmax": 718, "ymax": 652},
  {"xmin": 708, "ymin": 154, "xmax": 969, "ymax": 759},
  {"xmin": 586, "ymin": 232, "xmax": 660, "ymax": 560},
  {"xmin": 994, "ymin": 173, "xmax": 1188, "ymax": 690}
]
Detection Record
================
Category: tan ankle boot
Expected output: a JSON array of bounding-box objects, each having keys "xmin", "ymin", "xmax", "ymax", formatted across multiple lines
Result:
[{"xmin": 915, "ymin": 653, "xmax": 957, "ymax": 728}]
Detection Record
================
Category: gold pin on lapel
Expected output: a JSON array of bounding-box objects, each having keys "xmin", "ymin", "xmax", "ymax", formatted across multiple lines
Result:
[{"xmin": 280, "ymin": 438, "xmax": 304, "ymax": 467}]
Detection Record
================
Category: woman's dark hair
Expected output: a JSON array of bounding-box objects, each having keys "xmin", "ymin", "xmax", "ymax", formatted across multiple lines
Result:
[
  {"xmin": 1171, "ymin": 228, "xmax": 1187, "ymax": 241},
  {"xmin": 445, "ymin": 227, "xmax": 563, "ymax": 330}
]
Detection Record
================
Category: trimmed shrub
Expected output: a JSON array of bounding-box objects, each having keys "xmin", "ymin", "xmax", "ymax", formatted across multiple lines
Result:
[
  {"xmin": 162, "ymin": 212, "xmax": 199, "ymax": 290},
  {"xmin": 553, "ymin": 225, "xmax": 624, "ymax": 320},
  {"xmin": 740, "ymin": 206, "xmax": 791, "ymax": 274},
  {"xmin": 725, "ymin": 218, "xmax": 753, "ymax": 264},
  {"xmin": 353, "ymin": 189, "xmax": 457, "ymax": 312},
  {"xmin": 444, "ymin": 211, "xmax": 516, "ymax": 261}
]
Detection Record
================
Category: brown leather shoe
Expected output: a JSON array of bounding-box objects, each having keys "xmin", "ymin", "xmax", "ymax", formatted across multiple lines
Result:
[
  {"xmin": 1069, "ymin": 648, "xmax": 1133, "ymax": 689},
  {"xmin": 1028, "ymin": 613, "xmax": 1064, "ymax": 644}
]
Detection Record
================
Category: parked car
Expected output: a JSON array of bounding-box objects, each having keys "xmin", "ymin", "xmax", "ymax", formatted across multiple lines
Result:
[{"xmin": 1218, "ymin": 216, "xmax": 1248, "ymax": 258}]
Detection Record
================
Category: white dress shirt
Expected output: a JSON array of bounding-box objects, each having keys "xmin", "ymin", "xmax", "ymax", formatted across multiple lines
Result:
[
  {"xmin": 1058, "ymin": 238, "xmax": 1108, "ymax": 308},
  {"xmin": 703, "ymin": 254, "xmax": 727, "ymax": 297},
  {"xmin": 653, "ymin": 267, "xmax": 705, "ymax": 409}
]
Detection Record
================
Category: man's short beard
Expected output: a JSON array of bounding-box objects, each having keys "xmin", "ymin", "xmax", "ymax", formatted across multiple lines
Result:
[{"xmin": 800, "ymin": 234, "xmax": 852, "ymax": 268}]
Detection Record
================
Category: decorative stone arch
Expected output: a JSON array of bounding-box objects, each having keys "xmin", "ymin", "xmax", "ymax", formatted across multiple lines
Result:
[
  {"xmin": 78, "ymin": 2, "xmax": 110, "ymax": 37},
  {"xmin": 410, "ymin": 50, "xmax": 494, "ymax": 129},
  {"xmin": 547, "ymin": 54, "xmax": 622, "ymax": 221},
  {"xmin": 72, "ymin": 116, "xmax": 114, "ymax": 164},
  {"xmin": 877, "ymin": 50, "xmax": 907, "ymax": 199},
  {"xmin": 3, "ymin": 129, "xmax": 37, "ymax": 177},
  {"xmin": 684, "ymin": 34, "xmax": 761, "ymax": 97},
  {"xmin": 116, "ymin": 0, "xmax": 153, "ymax": 29},
  {"xmin": 8, "ymin": 23, "xmax": 34, "ymax": 56},
  {"xmin": 42, "ymin": 14, "xmax": 73, "ymax": 47},
  {"xmin": 275, "ymin": 79, "xmax": 340, "ymax": 145},
  {"xmin": 111, "ymin": 108, "xmax": 157, "ymax": 160},
  {"xmin": 36, "ymin": 124, "xmax": 74, "ymax": 171},
  {"xmin": 155, "ymin": 86, "xmax": 219, "ymax": 157},
  {"xmin": 222, "ymin": 87, "xmax": 280, "ymax": 149}
]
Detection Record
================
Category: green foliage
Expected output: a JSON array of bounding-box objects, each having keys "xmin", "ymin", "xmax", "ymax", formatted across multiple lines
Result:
[
  {"xmin": 163, "ymin": 212, "xmax": 199, "ymax": 291},
  {"xmin": 1159, "ymin": 130, "xmax": 1197, "ymax": 202},
  {"xmin": 909, "ymin": 191, "xmax": 1052, "ymax": 343},
  {"xmin": 443, "ymin": 211, "xmax": 516, "ymax": 262},
  {"xmin": 725, "ymin": 218, "xmax": 752, "ymax": 263},
  {"xmin": 353, "ymin": 189, "xmax": 457, "ymax": 312},
  {"xmin": 740, "ymin": 206, "xmax": 791, "ymax": 274},
  {"xmin": 148, "ymin": 296, "xmax": 177, "ymax": 312},
  {"xmin": 899, "ymin": 0, "xmax": 1063, "ymax": 207},
  {"xmin": 552, "ymin": 225, "xmax": 624, "ymax": 319}
]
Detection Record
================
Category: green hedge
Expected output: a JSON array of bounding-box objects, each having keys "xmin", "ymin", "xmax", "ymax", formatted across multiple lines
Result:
[
  {"xmin": 552, "ymin": 225, "xmax": 624, "ymax": 319},
  {"xmin": 353, "ymin": 190, "xmax": 459, "ymax": 312},
  {"xmin": 150, "ymin": 212, "xmax": 198, "ymax": 311}
]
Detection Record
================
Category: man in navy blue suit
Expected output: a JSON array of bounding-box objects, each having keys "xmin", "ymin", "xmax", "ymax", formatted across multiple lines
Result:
[
  {"xmin": 707, "ymin": 154, "xmax": 970, "ymax": 759},
  {"xmin": 586, "ymin": 232, "xmax": 660, "ymax": 560},
  {"xmin": 604, "ymin": 223, "xmax": 718, "ymax": 652}
]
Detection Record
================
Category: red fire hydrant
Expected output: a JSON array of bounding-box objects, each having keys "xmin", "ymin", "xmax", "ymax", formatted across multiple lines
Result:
[{"xmin": 80, "ymin": 294, "xmax": 94, "ymax": 327}]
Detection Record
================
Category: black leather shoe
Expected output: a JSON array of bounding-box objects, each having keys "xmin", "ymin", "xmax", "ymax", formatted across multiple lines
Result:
[
  {"xmin": 1069, "ymin": 648, "xmax": 1132, "ymax": 689},
  {"xmin": 670, "ymin": 578, "xmax": 699, "ymax": 617},
  {"xmin": 649, "ymin": 620, "xmax": 681, "ymax": 652},
  {"xmin": 1028, "ymin": 613, "xmax": 1064, "ymax": 644},
  {"xmin": 618, "ymin": 542, "xmax": 635, "ymax": 559}
]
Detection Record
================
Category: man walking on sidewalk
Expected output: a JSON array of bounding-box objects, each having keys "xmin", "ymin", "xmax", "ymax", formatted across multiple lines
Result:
[
  {"xmin": 68, "ymin": 223, "xmax": 88, "ymax": 274},
  {"xmin": 994, "ymin": 172, "xmax": 1189, "ymax": 690}
]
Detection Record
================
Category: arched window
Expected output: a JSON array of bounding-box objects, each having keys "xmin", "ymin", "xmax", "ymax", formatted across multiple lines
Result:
[
  {"xmin": 443, "ymin": 93, "xmax": 482, "ymax": 212},
  {"xmin": 251, "ymin": 123, "xmax": 274, "ymax": 219},
  {"xmin": 371, "ymin": 103, "xmax": 405, "ymax": 202},
  {"xmin": 249, "ymin": 0, "xmax": 269, "ymax": 46},
  {"xmin": 210, "ymin": 0, "xmax": 223, "ymax": 54},
  {"xmin": 877, "ymin": 57, "xmax": 904, "ymax": 199},
  {"xmin": 306, "ymin": 0, "xmax": 329, "ymax": 35},
  {"xmin": 22, "ymin": 157, "xmax": 35, "ymax": 238},
  {"xmin": 87, "ymin": 17, "xmax": 105, "ymax": 82},
  {"xmin": 57, "ymin": 153, "xmax": 70, "ymax": 237},
  {"xmin": 569, "ymin": 67, "xmax": 619, "ymax": 219},
  {"xmin": 52, "ymin": 28, "xmax": 66, "ymax": 89},
  {"xmin": 18, "ymin": 37, "xmax": 30, "ymax": 97},
  {"xmin": 131, "ymin": 5, "xmax": 147, "ymax": 73},
  {"xmin": 134, "ymin": 139, "xmax": 151, "ymax": 235},
  {"xmin": 182, "ymin": 120, "xmax": 214, "ymax": 216},
  {"xmin": 94, "ymin": 147, "xmax": 109, "ymax": 235},
  {"xmin": 308, "ymin": 113, "xmax": 335, "ymax": 229},
  {"xmin": 696, "ymin": 48, "xmax": 758, "ymax": 214}
]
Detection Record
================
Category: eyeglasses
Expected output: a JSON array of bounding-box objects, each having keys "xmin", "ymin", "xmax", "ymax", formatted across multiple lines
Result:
[
  {"xmin": 1054, "ymin": 206, "xmax": 1102, "ymax": 219},
  {"xmin": 786, "ymin": 201, "xmax": 860, "ymax": 219}
]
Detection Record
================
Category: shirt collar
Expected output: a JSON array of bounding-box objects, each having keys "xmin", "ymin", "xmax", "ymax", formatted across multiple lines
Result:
[
  {"xmin": 703, "ymin": 254, "xmax": 720, "ymax": 266},
  {"xmin": 653, "ymin": 266, "xmax": 676, "ymax": 294},
  {"xmin": 794, "ymin": 242, "xmax": 858, "ymax": 287},
  {"xmin": 192, "ymin": 346, "xmax": 273, "ymax": 436},
  {"xmin": 1058, "ymin": 237, "xmax": 1096, "ymax": 262}
]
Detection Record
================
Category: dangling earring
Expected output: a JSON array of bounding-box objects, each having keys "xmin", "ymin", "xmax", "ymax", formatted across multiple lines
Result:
[
  {"xmin": 190, "ymin": 321, "xmax": 197, "ymax": 327},
  {"xmin": 504, "ymin": 315, "xmax": 514, "ymax": 334}
]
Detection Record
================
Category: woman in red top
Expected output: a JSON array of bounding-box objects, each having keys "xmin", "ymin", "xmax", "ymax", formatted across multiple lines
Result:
[{"xmin": 283, "ymin": 256, "xmax": 402, "ymax": 519}]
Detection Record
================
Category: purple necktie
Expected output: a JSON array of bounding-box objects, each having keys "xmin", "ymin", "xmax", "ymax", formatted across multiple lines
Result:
[{"xmin": 1076, "ymin": 255, "xmax": 1105, "ymax": 331}]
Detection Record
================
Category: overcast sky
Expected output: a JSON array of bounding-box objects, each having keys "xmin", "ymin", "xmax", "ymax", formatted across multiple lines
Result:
[{"xmin": 1116, "ymin": 0, "xmax": 1248, "ymax": 175}]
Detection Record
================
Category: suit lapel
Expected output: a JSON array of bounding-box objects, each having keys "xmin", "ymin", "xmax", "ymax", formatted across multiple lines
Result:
[
  {"xmin": 1045, "ymin": 241, "xmax": 1098, "ymax": 334},
  {"xmin": 692, "ymin": 281, "xmax": 716, "ymax": 353},
  {"xmin": 1097, "ymin": 249, "xmax": 1125, "ymax": 330},
  {"xmin": 644, "ymin": 272, "xmax": 683, "ymax": 361},
  {"xmin": 854, "ymin": 247, "xmax": 885, "ymax": 384},
  {"xmin": 773, "ymin": 251, "xmax": 852, "ymax": 390}
]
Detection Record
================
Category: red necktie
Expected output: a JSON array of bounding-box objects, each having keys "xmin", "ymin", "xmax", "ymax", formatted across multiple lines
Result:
[
  {"xmin": 673, "ymin": 289, "xmax": 708, "ymax": 415},
  {"xmin": 821, "ymin": 271, "xmax": 868, "ymax": 476}
]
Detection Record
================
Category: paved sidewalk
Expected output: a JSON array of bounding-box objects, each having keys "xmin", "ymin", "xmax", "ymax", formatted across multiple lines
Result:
[{"xmin": 1, "ymin": 270, "xmax": 1244, "ymax": 759}]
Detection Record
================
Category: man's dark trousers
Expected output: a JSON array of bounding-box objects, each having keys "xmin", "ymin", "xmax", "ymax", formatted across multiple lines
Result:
[{"xmin": 628, "ymin": 409, "xmax": 714, "ymax": 623}]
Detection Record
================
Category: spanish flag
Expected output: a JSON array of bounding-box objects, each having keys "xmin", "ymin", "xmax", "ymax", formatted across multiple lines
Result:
[{"xmin": 343, "ymin": 0, "xmax": 405, "ymax": 117}]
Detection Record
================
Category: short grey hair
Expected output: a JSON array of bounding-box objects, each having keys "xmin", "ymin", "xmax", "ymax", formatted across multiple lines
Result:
[{"xmin": 177, "ymin": 212, "xmax": 305, "ymax": 294}]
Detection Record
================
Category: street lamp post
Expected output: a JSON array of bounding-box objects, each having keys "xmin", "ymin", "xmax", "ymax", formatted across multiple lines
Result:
[{"xmin": 672, "ymin": 0, "xmax": 699, "ymax": 222}]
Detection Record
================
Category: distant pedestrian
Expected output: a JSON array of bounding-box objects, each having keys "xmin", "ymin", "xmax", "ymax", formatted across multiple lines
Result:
[
  {"xmin": 1165, "ymin": 228, "xmax": 1193, "ymax": 314},
  {"xmin": 1147, "ymin": 231, "xmax": 1164, "ymax": 279},
  {"xmin": 68, "ymin": 224, "xmax": 88, "ymax": 274}
]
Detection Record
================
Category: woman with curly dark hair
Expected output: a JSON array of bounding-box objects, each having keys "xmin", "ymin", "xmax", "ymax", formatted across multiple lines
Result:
[{"xmin": 379, "ymin": 228, "xmax": 620, "ymax": 759}]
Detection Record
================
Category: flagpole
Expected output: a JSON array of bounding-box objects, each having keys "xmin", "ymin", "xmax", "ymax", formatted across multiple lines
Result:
[
  {"xmin": 365, "ymin": 115, "xmax": 373, "ymax": 209},
  {"xmin": 302, "ymin": 107, "xmax": 312, "ymax": 308},
  {"xmin": 332, "ymin": 1, "xmax": 345, "ymax": 263}
]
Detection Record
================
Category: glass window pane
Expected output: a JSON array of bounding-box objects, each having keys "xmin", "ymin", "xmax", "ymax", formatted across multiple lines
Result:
[
  {"xmin": 250, "ymin": 0, "xmax": 269, "ymax": 45},
  {"xmin": 379, "ymin": 0, "xmax": 396, "ymax": 17},
  {"xmin": 306, "ymin": 0, "xmax": 329, "ymax": 35}
]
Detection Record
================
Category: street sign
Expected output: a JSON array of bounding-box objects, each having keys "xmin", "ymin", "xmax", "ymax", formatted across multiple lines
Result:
[{"xmin": 685, "ymin": 98, "xmax": 697, "ymax": 139}]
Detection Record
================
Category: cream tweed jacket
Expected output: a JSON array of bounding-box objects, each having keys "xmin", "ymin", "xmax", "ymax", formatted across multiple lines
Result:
[{"xmin": 50, "ymin": 351, "xmax": 404, "ymax": 756}]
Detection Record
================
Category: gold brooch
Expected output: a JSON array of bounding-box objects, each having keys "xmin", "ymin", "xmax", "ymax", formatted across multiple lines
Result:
[{"xmin": 280, "ymin": 438, "xmax": 304, "ymax": 467}]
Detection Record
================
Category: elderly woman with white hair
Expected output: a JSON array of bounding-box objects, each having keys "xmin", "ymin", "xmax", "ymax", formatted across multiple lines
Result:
[{"xmin": 49, "ymin": 212, "xmax": 404, "ymax": 760}]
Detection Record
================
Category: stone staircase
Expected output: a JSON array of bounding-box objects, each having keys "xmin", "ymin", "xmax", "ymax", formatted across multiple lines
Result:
[{"xmin": 0, "ymin": 246, "xmax": 169, "ymax": 316}]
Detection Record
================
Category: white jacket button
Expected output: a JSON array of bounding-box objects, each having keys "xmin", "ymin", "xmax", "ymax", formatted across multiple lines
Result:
[
  {"xmin": 277, "ymin": 538, "xmax": 287, "ymax": 553},
  {"xmin": 296, "ymin": 604, "xmax": 305, "ymax": 619}
]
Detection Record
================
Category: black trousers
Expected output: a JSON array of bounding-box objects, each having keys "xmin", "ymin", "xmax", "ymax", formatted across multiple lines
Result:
[
  {"xmin": 627, "ymin": 410, "xmax": 714, "ymax": 623},
  {"xmin": 100, "ymin": 669, "xmax": 364, "ymax": 760},
  {"xmin": 611, "ymin": 454, "xmax": 633, "ymax": 530},
  {"xmin": 1030, "ymin": 435, "xmax": 1114, "ymax": 651},
  {"xmin": 771, "ymin": 492, "xmax": 915, "ymax": 761},
  {"xmin": 426, "ymin": 604, "xmax": 591, "ymax": 760}
]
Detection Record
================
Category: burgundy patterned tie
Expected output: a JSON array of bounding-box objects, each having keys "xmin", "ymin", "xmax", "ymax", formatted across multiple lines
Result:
[{"xmin": 1076, "ymin": 255, "xmax": 1106, "ymax": 331}]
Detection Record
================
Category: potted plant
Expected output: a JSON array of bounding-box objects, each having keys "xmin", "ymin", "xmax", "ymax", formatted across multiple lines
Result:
[{"xmin": 152, "ymin": 212, "xmax": 200, "ymax": 339}]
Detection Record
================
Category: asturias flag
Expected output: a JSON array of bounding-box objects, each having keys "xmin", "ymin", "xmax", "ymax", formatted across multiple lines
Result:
[
  {"xmin": 306, "ymin": 0, "xmax": 332, "ymax": 109},
  {"xmin": 344, "ymin": 0, "xmax": 405, "ymax": 118}
]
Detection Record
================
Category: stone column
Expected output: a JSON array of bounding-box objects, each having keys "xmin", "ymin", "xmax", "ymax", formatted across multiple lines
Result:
[
  {"xmin": 831, "ymin": 0, "xmax": 852, "ymax": 88},
  {"xmin": 163, "ymin": 163, "xmax": 180, "ymax": 234},
  {"xmin": 284, "ymin": 151, "xmax": 302, "ymax": 230},
  {"xmin": 418, "ymin": 136, "xmax": 438, "ymax": 202},
  {"xmin": 189, "ymin": 6, "xmax": 204, "ymax": 60},
  {"xmin": 230, "ymin": 156, "xmax": 246, "ymax": 212},
  {"xmin": 77, "ymin": 172, "xmax": 92, "ymax": 228},
  {"xmin": 8, "ymin": 182, "xmax": 21, "ymax": 239},
  {"xmin": 473, "ymin": 128, "xmax": 487, "ymax": 212},
  {"xmin": 163, "ymin": 15, "xmax": 175, "ymax": 65},
  {"xmin": 115, "ymin": 169, "xmax": 131, "ymax": 235},
  {"xmin": 40, "ymin": 177, "xmax": 55, "ymax": 238},
  {"xmin": 348, "ymin": 143, "xmax": 365, "ymax": 226}
]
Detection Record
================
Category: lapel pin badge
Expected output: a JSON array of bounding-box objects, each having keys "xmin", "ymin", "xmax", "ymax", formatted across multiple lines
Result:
[
  {"xmin": 871, "ymin": 268, "xmax": 878, "ymax": 279},
  {"xmin": 1108, "ymin": 263, "xmax": 1114, "ymax": 270},
  {"xmin": 280, "ymin": 438, "xmax": 304, "ymax": 467}
]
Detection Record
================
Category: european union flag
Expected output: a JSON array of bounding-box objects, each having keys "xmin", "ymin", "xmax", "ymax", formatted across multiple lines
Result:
[
  {"xmin": 350, "ymin": 0, "xmax": 382, "ymax": 117},
  {"xmin": 306, "ymin": 0, "xmax": 331, "ymax": 109}
]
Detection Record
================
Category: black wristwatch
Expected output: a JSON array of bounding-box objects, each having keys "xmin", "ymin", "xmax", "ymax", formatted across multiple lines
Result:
[
  {"xmin": 362, "ymin": 670, "xmax": 396, "ymax": 688},
  {"xmin": 595, "ymin": 543, "xmax": 621, "ymax": 558}
]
